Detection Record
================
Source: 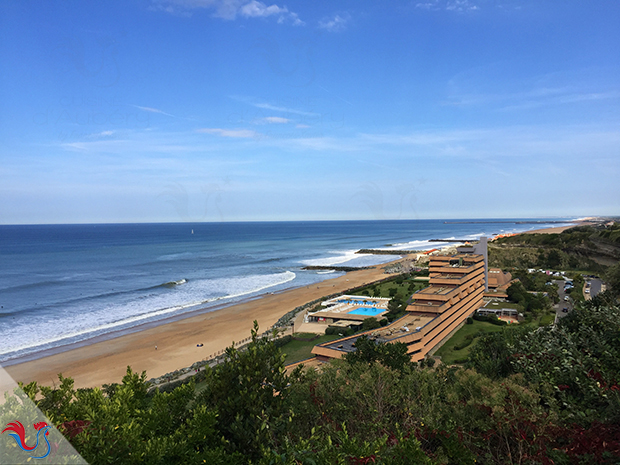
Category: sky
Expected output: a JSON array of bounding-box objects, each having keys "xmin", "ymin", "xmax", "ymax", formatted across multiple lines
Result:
[{"xmin": 0, "ymin": 0, "xmax": 619, "ymax": 224}]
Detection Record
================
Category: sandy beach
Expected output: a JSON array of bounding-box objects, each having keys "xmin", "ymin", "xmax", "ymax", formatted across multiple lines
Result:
[
  {"xmin": 523, "ymin": 220, "xmax": 592, "ymax": 235},
  {"xmin": 3, "ymin": 262, "xmax": 401, "ymax": 389},
  {"xmin": 523, "ymin": 225, "xmax": 576, "ymax": 234}
]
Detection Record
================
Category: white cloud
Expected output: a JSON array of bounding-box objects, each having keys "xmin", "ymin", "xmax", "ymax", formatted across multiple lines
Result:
[
  {"xmin": 240, "ymin": 1, "xmax": 283, "ymax": 17},
  {"xmin": 151, "ymin": 0, "xmax": 303, "ymax": 24},
  {"xmin": 87, "ymin": 130, "xmax": 115, "ymax": 138},
  {"xmin": 197, "ymin": 127, "xmax": 259, "ymax": 138},
  {"xmin": 254, "ymin": 116, "xmax": 291, "ymax": 124},
  {"xmin": 318, "ymin": 13, "xmax": 350, "ymax": 32}
]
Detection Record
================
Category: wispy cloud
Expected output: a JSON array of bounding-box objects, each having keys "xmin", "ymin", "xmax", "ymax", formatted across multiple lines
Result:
[
  {"xmin": 131, "ymin": 104, "xmax": 177, "ymax": 118},
  {"xmin": 502, "ymin": 90, "xmax": 620, "ymax": 111},
  {"xmin": 253, "ymin": 102, "xmax": 318, "ymax": 117},
  {"xmin": 87, "ymin": 130, "xmax": 115, "ymax": 138},
  {"xmin": 196, "ymin": 127, "xmax": 259, "ymax": 138},
  {"xmin": 445, "ymin": 65, "xmax": 620, "ymax": 111},
  {"xmin": 445, "ymin": 86, "xmax": 620, "ymax": 111},
  {"xmin": 231, "ymin": 96, "xmax": 320, "ymax": 117},
  {"xmin": 318, "ymin": 13, "xmax": 350, "ymax": 32},
  {"xmin": 57, "ymin": 129, "xmax": 251, "ymax": 155},
  {"xmin": 254, "ymin": 116, "xmax": 291, "ymax": 124},
  {"xmin": 416, "ymin": 0, "xmax": 480, "ymax": 12},
  {"xmin": 151, "ymin": 0, "xmax": 303, "ymax": 24}
]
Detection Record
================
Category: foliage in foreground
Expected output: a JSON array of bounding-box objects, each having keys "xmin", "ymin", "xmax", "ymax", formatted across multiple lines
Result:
[{"xmin": 3, "ymin": 303, "xmax": 620, "ymax": 464}]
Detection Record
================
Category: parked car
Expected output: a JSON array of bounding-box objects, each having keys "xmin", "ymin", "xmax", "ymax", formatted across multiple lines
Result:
[
  {"xmin": 564, "ymin": 295, "xmax": 570, "ymax": 301},
  {"xmin": 562, "ymin": 307, "xmax": 568, "ymax": 313}
]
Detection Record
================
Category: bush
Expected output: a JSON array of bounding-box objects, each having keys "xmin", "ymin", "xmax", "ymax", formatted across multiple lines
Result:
[
  {"xmin": 473, "ymin": 313, "xmax": 508, "ymax": 326},
  {"xmin": 273, "ymin": 335, "xmax": 293, "ymax": 348},
  {"xmin": 361, "ymin": 317, "xmax": 381, "ymax": 331},
  {"xmin": 466, "ymin": 317, "xmax": 474, "ymax": 325},
  {"xmin": 325, "ymin": 327, "xmax": 354, "ymax": 336},
  {"xmin": 453, "ymin": 334, "xmax": 475, "ymax": 351}
]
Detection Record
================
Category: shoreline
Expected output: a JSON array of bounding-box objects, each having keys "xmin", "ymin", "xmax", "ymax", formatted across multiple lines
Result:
[
  {"xmin": 3, "ymin": 220, "xmax": 587, "ymax": 389},
  {"xmin": 3, "ymin": 260, "xmax": 404, "ymax": 388},
  {"xmin": 0, "ymin": 281, "xmax": 312, "ymax": 368},
  {"xmin": 522, "ymin": 219, "xmax": 593, "ymax": 235}
]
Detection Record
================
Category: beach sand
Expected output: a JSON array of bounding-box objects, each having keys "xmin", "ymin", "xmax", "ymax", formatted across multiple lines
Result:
[
  {"xmin": 523, "ymin": 225, "xmax": 575, "ymax": 234},
  {"xmin": 3, "ymin": 262, "xmax": 401, "ymax": 389},
  {"xmin": 523, "ymin": 220, "xmax": 592, "ymax": 235}
]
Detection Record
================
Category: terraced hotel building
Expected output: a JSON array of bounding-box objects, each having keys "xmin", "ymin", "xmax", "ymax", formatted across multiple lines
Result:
[{"xmin": 312, "ymin": 239, "xmax": 487, "ymax": 363}]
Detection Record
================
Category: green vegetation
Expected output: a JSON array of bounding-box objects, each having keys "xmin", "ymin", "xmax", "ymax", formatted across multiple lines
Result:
[
  {"xmin": 344, "ymin": 335, "xmax": 414, "ymax": 371},
  {"xmin": 489, "ymin": 223, "xmax": 620, "ymax": 272},
  {"xmin": 434, "ymin": 319, "xmax": 506, "ymax": 364},
  {"xmin": 4, "ymin": 300, "xmax": 620, "ymax": 464},
  {"xmin": 605, "ymin": 261, "xmax": 620, "ymax": 297},
  {"xmin": 504, "ymin": 275, "xmax": 557, "ymax": 325},
  {"xmin": 351, "ymin": 270, "xmax": 428, "ymax": 300},
  {"xmin": 281, "ymin": 333, "xmax": 341, "ymax": 364}
]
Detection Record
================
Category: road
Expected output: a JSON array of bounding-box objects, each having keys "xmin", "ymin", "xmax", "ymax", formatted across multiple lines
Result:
[
  {"xmin": 554, "ymin": 277, "xmax": 603, "ymax": 324},
  {"xmin": 589, "ymin": 278, "xmax": 602, "ymax": 298},
  {"xmin": 554, "ymin": 279, "xmax": 576, "ymax": 323}
]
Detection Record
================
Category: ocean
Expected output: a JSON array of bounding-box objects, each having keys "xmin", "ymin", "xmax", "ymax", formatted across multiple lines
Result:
[{"xmin": 0, "ymin": 219, "xmax": 574, "ymax": 364}]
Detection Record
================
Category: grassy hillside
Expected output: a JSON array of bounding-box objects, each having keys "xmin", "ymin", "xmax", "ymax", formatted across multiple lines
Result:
[{"xmin": 489, "ymin": 222, "xmax": 620, "ymax": 271}]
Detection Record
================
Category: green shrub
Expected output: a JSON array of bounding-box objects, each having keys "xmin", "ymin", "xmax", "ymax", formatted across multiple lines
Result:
[
  {"xmin": 361, "ymin": 317, "xmax": 381, "ymax": 331},
  {"xmin": 325, "ymin": 327, "xmax": 353, "ymax": 336},
  {"xmin": 273, "ymin": 334, "xmax": 293, "ymax": 348},
  {"xmin": 453, "ymin": 334, "xmax": 476, "ymax": 351},
  {"xmin": 473, "ymin": 313, "xmax": 508, "ymax": 326}
]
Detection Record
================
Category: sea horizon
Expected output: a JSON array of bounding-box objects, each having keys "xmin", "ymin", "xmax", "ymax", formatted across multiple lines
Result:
[{"xmin": 0, "ymin": 216, "xmax": 584, "ymax": 227}]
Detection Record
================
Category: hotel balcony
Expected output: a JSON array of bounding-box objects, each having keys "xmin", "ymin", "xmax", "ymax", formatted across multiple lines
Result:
[
  {"xmin": 406, "ymin": 300, "xmax": 450, "ymax": 313},
  {"xmin": 429, "ymin": 261, "xmax": 484, "ymax": 274}
]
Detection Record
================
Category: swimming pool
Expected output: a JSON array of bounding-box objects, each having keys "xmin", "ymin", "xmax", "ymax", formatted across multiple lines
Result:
[{"xmin": 347, "ymin": 307, "xmax": 384, "ymax": 317}]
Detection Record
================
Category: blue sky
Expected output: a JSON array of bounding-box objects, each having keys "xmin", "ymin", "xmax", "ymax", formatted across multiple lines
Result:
[{"xmin": 1, "ymin": 0, "xmax": 618, "ymax": 224}]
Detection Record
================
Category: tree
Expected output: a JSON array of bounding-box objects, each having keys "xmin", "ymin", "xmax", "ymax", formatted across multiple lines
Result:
[
  {"xmin": 345, "ymin": 336, "xmax": 412, "ymax": 371},
  {"xmin": 385, "ymin": 295, "xmax": 406, "ymax": 322},
  {"xmin": 361, "ymin": 317, "xmax": 381, "ymax": 331},
  {"xmin": 604, "ymin": 261, "xmax": 620, "ymax": 298},
  {"xmin": 18, "ymin": 368, "xmax": 234, "ymax": 464},
  {"xmin": 196, "ymin": 321, "xmax": 291, "ymax": 461}
]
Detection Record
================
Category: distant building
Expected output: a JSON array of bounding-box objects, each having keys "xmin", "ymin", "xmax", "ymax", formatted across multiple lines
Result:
[
  {"xmin": 487, "ymin": 268, "xmax": 512, "ymax": 290},
  {"xmin": 312, "ymin": 239, "xmax": 487, "ymax": 363}
]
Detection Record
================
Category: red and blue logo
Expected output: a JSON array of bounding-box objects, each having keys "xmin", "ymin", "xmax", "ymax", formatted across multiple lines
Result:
[{"xmin": 2, "ymin": 420, "xmax": 52, "ymax": 459}]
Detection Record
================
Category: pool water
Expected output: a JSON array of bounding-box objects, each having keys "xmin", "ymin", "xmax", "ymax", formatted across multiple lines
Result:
[{"xmin": 347, "ymin": 307, "xmax": 384, "ymax": 317}]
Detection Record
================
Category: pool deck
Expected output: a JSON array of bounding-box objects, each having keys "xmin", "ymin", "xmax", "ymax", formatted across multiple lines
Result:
[{"xmin": 307, "ymin": 294, "xmax": 390, "ymax": 322}]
